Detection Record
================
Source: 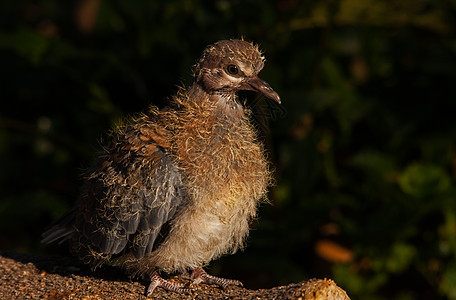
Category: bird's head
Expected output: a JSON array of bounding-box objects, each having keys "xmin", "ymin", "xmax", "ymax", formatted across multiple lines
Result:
[{"xmin": 193, "ymin": 39, "xmax": 281, "ymax": 105}]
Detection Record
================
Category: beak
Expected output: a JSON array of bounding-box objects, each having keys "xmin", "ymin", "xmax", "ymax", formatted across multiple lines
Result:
[{"xmin": 243, "ymin": 76, "xmax": 281, "ymax": 104}]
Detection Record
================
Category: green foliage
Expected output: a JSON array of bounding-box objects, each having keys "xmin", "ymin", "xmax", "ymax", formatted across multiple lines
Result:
[
  {"xmin": 399, "ymin": 164, "xmax": 451, "ymax": 198},
  {"xmin": 1, "ymin": 0, "xmax": 456, "ymax": 299}
]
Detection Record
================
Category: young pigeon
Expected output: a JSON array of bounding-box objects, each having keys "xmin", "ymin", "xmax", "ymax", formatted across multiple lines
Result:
[{"xmin": 42, "ymin": 39, "xmax": 281, "ymax": 295}]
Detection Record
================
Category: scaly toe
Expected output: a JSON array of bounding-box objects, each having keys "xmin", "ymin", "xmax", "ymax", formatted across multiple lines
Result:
[
  {"xmin": 190, "ymin": 267, "xmax": 243, "ymax": 289},
  {"xmin": 147, "ymin": 271, "xmax": 193, "ymax": 295}
]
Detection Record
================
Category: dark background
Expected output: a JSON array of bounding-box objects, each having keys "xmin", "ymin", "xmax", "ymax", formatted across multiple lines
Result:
[{"xmin": 1, "ymin": 1, "xmax": 456, "ymax": 299}]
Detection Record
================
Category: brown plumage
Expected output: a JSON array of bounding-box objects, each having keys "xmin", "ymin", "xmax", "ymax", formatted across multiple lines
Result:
[{"xmin": 42, "ymin": 39, "xmax": 281, "ymax": 295}]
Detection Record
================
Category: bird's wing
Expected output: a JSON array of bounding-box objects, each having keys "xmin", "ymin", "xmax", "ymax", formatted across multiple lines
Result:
[{"xmin": 43, "ymin": 119, "xmax": 186, "ymax": 267}]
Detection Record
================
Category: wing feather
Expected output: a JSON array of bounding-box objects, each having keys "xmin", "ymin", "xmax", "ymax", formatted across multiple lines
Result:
[{"xmin": 42, "ymin": 121, "xmax": 186, "ymax": 269}]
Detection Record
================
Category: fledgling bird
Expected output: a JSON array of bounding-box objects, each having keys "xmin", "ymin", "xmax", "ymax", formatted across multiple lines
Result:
[{"xmin": 42, "ymin": 39, "xmax": 281, "ymax": 295}]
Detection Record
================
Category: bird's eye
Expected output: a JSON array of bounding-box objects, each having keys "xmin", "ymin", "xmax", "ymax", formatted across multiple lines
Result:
[{"xmin": 226, "ymin": 64, "xmax": 239, "ymax": 76}]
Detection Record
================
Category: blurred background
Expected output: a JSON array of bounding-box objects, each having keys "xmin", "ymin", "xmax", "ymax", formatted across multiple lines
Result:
[{"xmin": 1, "ymin": 0, "xmax": 456, "ymax": 299}]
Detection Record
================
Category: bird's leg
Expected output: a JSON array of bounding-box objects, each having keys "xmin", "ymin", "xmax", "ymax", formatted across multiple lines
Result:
[
  {"xmin": 147, "ymin": 271, "xmax": 192, "ymax": 295},
  {"xmin": 190, "ymin": 267, "xmax": 243, "ymax": 289}
]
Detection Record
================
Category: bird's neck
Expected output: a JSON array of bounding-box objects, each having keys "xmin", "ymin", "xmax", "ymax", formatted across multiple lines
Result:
[{"xmin": 186, "ymin": 83, "xmax": 245, "ymax": 121}]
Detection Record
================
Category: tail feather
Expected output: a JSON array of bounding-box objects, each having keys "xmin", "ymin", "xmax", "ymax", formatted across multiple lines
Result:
[
  {"xmin": 41, "ymin": 226, "xmax": 73, "ymax": 244},
  {"xmin": 41, "ymin": 210, "xmax": 76, "ymax": 244}
]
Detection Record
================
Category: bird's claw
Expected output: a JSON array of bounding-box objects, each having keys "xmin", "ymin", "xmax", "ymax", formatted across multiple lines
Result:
[
  {"xmin": 190, "ymin": 267, "xmax": 243, "ymax": 289},
  {"xmin": 147, "ymin": 271, "xmax": 192, "ymax": 295}
]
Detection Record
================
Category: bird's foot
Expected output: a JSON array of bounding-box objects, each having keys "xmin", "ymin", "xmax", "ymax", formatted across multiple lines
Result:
[
  {"xmin": 147, "ymin": 271, "xmax": 192, "ymax": 295},
  {"xmin": 190, "ymin": 267, "xmax": 243, "ymax": 289}
]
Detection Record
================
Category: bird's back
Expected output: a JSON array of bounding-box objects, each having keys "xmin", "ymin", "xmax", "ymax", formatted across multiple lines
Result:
[{"xmin": 43, "ymin": 109, "xmax": 187, "ymax": 268}]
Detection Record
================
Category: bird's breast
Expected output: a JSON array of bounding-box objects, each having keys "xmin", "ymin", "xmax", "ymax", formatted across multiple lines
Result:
[
  {"xmin": 175, "ymin": 115, "xmax": 269, "ymax": 208},
  {"xmin": 146, "ymin": 114, "xmax": 270, "ymax": 271}
]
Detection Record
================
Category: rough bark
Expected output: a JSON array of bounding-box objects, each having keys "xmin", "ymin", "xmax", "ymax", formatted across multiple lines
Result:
[{"xmin": 0, "ymin": 251, "xmax": 350, "ymax": 299}]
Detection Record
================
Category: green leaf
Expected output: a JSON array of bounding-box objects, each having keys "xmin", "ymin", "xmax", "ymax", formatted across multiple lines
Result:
[
  {"xmin": 441, "ymin": 262, "xmax": 456, "ymax": 299},
  {"xmin": 348, "ymin": 151, "xmax": 396, "ymax": 178},
  {"xmin": 398, "ymin": 163, "xmax": 451, "ymax": 197},
  {"xmin": 385, "ymin": 243, "xmax": 416, "ymax": 273},
  {"xmin": 0, "ymin": 29, "xmax": 49, "ymax": 64}
]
